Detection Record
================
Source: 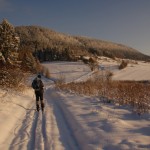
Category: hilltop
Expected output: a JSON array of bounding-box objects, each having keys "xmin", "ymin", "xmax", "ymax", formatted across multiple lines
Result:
[{"xmin": 15, "ymin": 26, "xmax": 150, "ymax": 62}]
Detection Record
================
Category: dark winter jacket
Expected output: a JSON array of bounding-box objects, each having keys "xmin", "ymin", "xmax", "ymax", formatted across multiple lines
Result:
[{"xmin": 32, "ymin": 78, "xmax": 44, "ymax": 93}]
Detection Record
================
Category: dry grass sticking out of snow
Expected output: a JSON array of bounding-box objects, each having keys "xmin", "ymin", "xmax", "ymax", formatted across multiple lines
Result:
[{"xmin": 57, "ymin": 77, "xmax": 150, "ymax": 115}]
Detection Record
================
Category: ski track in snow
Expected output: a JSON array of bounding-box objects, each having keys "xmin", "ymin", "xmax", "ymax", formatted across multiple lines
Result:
[{"xmin": 2, "ymin": 85, "xmax": 80, "ymax": 150}]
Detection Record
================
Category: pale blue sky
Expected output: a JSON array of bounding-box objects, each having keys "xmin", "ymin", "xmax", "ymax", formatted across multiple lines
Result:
[{"xmin": 0, "ymin": 0, "xmax": 150, "ymax": 55}]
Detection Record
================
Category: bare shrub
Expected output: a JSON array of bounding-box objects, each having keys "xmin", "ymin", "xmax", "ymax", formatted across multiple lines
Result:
[
  {"xmin": 105, "ymin": 71, "xmax": 113, "ymax": 81},
  {"xmin": 39, "ymin": 66, "xmax": 51, "ymax": 78},
  {"xmin": 119, "ymin": 60, "xmax": 128, "ymax": 69},
  {"xmin": 81, "ymin": 56, "xmax": 99, "ymax": 71},
  {"xmin": 88, "ymin": 57, "xmax": 99, "ymax": 71},
  {"xmin": 45, "ymin": 68, "xmax": 51, "ymax": 78},
  {"xmin": 0, "ymin": 67, "xmax": 27, "ymax": 91},
  {"xmin": 40, "ymin": 65, "xmax": 46, "ymax": 75},
  {"xmin": 81, "ymin": 57, "xmax": 89, "ymax": 64},
  {"xmin": 55, "ymin": 73, "xmax": 66, "ymax": 89}
]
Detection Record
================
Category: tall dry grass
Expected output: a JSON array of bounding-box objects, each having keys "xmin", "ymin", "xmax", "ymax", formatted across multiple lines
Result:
[
  {"xmin": 39, "ymin": 66, "xmax": 51, "ymax": 78},
  {"xmin": 56, "ymin": 75, "xmax": 150, "ymax": 114}
]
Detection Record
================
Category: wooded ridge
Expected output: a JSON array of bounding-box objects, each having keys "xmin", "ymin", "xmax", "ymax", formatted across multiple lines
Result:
[{"xmin": 15, "ymin": 25, "xmax": 150, "ymax": 61}]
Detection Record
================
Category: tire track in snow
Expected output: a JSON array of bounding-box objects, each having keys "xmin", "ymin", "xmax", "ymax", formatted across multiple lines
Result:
[
  {"xmin": 41, "ymin": 94, "xmax": 64, "ymax": 150},
  {"xmin": 41, "ymin": 111, "xmax": 55, "ymax": 150},
  {"xmin": 45, "ymin": 87, "xmax": 80, "ymax": 150},
  {"xmin": 41, "ymin": 93, "xmax": 49, "ymax": 149}
]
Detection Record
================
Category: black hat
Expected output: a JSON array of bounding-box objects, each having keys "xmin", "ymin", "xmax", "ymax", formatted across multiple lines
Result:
[{"xmin": 37, "ymin": 74, "xmax": 41, "ymax": 78}]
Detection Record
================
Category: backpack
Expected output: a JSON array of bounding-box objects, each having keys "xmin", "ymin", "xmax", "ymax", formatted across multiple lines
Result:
[
  {"xmin": 32, "ymin": 79, "xmax": 39, "ymax": 90},
  {"xmin": 32, "ymin": 78, "xmax": 44, "ymax": 91}
]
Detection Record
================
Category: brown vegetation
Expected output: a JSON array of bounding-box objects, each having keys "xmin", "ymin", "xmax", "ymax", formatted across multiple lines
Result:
[
  {"xmin": 0, "ymin": 67, "xmax": 27, "ymax": 91},
  {"xmin": 119, "ymin": 60, "xmax": 128, "ymax": 69},
  {"xmin": 81, "ymin": 56, "xmax": 99, "ymax": 71},
  {"xmin": 56, "ymin": 77, "xmax": 150, "ymax": 115},
  {"xmin": 40, "ymin": 66, "xmax": 51, "ymax": 78},
  {"xmin": 55, "ymin": 73, "xmax": 66, "ymax": 88}
]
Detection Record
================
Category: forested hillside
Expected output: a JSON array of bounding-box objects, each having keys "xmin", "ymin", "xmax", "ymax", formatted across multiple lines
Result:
[{"xmin": 15, "ymin": 26, "xmax": 150, "ymax": 62}]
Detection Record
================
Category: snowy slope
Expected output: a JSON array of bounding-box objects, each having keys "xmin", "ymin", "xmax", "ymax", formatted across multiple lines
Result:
[
  {"xmin": 113, "ymin": 61, "xmax": 150, "ymax": 81},
  {"xmin": 97, "ymin": 58, "xmax": 150, "ymax": 81},
  {"xmin": 0, "ymin": 61, "xmax": 150, "ymax": 150},
  {"xmin": 42, "ymin": 61, "xmax": 91, "ymax": 83}
]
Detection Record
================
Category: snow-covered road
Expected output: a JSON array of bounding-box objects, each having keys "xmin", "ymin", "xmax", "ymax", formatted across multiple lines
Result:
[
  {"xmin": 0, "ymin": 61, "xmax": 91, "ymax": 150},
  {"xmin": 0, "ymin": 86, "xmax": 80, "ymax": 150}
]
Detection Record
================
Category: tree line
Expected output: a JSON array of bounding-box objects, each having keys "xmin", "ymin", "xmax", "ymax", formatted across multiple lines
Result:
[{"xmin": 15, "ymin": 25, "xmax": 150, "ymax": 62}]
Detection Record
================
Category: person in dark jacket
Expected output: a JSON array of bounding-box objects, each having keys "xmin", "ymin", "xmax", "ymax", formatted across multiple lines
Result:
[{"xmin": 32, "ymin": 74, "xmax": 44, "ymax": 112}]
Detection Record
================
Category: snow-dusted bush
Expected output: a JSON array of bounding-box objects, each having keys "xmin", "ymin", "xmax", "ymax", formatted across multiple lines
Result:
[{"xmin": 0, "ymin": 67, "xmax": 27, "ymax": 91}]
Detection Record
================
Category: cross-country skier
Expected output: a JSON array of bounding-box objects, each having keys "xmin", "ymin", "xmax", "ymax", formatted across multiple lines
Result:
[{"xmin": 32, "ymin": 74, "xmax": 44, "ymax": 112}]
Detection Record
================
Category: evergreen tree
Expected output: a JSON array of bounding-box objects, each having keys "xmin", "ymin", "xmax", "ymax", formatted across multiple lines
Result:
[
  {"xmin": 0, "ymin": 19, "xmax": 20, "ymax": 65},
  {"xmin": 19, "ymin": 48, "xmax": 39, "ymax": 72}
]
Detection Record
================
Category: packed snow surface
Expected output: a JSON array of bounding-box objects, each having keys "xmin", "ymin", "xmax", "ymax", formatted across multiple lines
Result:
[{"xmin": 0, "ymin": 60, "xmax": 150, "ymax": 150}]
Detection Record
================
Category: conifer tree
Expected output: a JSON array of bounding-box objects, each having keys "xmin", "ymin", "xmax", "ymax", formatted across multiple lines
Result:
[{"xmin": 0, "ymin": 19, "xmax": 20, "ymax": 65}]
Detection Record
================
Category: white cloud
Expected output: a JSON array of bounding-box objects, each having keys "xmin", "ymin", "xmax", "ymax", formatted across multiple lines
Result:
[{"xmin": 0, "ymin": 0, "xmax": 12, "ymax": 12}]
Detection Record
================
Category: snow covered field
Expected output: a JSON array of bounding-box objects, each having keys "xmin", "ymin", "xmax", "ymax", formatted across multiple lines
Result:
[
  {"xmin": 0, "ymin": 60, "xmax": 150, "ymax": 150},
  {"xmin": 96, "ymin": 57, "xmax": 150, "ymax": 81}
]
